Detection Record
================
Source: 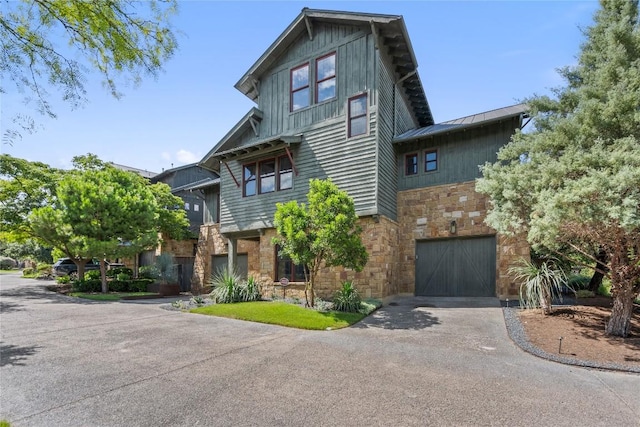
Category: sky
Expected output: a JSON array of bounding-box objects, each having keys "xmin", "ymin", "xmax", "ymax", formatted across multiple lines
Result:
[{"xmin": 1, "ymin": 1, "xmax": 600, "ymax": 174}]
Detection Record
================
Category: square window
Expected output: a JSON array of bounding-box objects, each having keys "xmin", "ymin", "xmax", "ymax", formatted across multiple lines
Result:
[
  {"xmin": 425, "ymin": 150, "xmax": 438, "ymax": 172},
  {"xmin": 406, "ymin": 153, "xmax": 418, "ymax": 175},
  {"xmin": 316, "ymin": 53, "xmax": 336, "ymax": 102},
  {"xmin": 184, "ymin": 202, "xmax": 190, "ymax": 210},
  {"xmin": 291, "ymin": 63, "xmax": 309, "ymax": 111},
  {"xmin": 348, "ymin": 94, "xmax": 367, "ymax": 137},
  {"xmin": 275, "ymin": 246, "xmax": 306, "ymax": 282},
  {"xmin": 243, "ymin": 164, "xmax": 256, "ymax": 197},
  {"xmin": 194, "ymin": 203, "xmax": 200, "ymax": 212}
]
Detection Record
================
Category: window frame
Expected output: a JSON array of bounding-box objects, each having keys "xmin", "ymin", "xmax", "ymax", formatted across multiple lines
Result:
[
  {"xmin": 277, "ymin": 154, "xmax": 293, "ymax": 191},
  {"xmin": 258, "ymin": 158, "xmax": 276, "ymax": 194},
  {"xmin": 315, "ymin": 52, "xmax": 336, "ymax": 104},
  {"xmin": 405, "ymin": 153, "xmax": 418, "ymax": 176},
  {"xmin": 347, "ymin": 93, "xmax": 368, "ymax": 138},
  {"xmin": 424, "ymin": 149, "xmax": 438, "ymax": 172},
  {"xmin": 290, "ymin": 62, "xmax": 310, "ymax": 112},
  {"xmin": 242, "ymin": 163, "xmax": 257, "ymax": 197},
  {"xmin": 274, "ymin": 245, "xmax": 307, "ymax": 282}
]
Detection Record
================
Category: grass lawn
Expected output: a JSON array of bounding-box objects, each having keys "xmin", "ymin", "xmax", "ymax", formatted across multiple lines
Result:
[
  {"xmin": 190, "ymin": 301, "xmax": 366, "ymax": 330},
  {"xmin": 69, "ymin": 292, "xmax": 158, "ymax": 301}
]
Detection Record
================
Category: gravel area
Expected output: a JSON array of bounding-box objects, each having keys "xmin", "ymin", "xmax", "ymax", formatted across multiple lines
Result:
[{"xmin": 502, "ymin": 307, "xmax": 640, "ymax": 373}]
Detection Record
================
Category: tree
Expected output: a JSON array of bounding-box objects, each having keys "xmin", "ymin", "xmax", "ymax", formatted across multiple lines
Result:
[
  {"xmin": 0, "ymin": 154, "xmax": 61, "ymax": 240},
  {"xmin": 29, "ymin": 160, "xmax": 188, "ymax": 292},
  {"xmin": 1, "ymin": 0, "xmax": 178, "ymax": 142},
  {"xmin": 476, "ymin": 0, "xmax": 640, "ymax": 337},
  {"xmin": 273, "ymin": 179, "xmax": 368, "ymax": 307}
]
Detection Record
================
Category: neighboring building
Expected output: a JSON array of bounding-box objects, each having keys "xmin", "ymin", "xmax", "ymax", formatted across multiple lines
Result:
[
  {"xmin": 192, "ymin": 8, "xmax": 529, "ymax": 299},
  {"xmin": 111, "ymin": 162, "xmax": 158, "ymax": 179},
  {"xmin": 149, "ymin": 164, "xmax": 219, "ymax": 291}
]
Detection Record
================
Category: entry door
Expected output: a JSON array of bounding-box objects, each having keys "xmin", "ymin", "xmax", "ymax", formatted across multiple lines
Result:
[{"xmin": 415, "ymin": 236, "xmax": 496, "ymax": 297}]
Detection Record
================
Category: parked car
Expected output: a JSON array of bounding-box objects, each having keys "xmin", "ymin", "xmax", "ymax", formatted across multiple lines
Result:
[
  {"xmin": 52, "ymin": 258, "xmax": 126, "ymax": 277},
  {"xmin": 52, "ymin": 258, "xmax": 100, "ymax": 277}
]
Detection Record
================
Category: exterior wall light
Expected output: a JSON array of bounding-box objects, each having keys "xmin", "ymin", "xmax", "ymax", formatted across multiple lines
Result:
[{"xmin": 450, "ymin": 220, "xmax": 457, "ymax": 234}]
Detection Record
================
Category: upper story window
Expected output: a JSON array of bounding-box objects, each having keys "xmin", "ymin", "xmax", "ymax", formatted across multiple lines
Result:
[
  {"xmin": 406, "ymin": 153, "xmax": 418, "ymax": 176},
  {"xmin": 243, "ymin": 163, "xmax": 257, "ymax": 197},
  {"xmin": 244, "ymin": 156, "xmax": 293, "ymax": 197},
  {"xmin": 259, "ymin": 159, "xmax": 276, "ymax": 194},
  {"xmin": 425, "ymin": 150, "xmax": 438, "ymax": 172},
  {"xmin": 184, "ymin": 202, "xmax": 190, "ymax": 210},
  {"xmin": 194, "ymin": 203, "xmax": 200, "ymax": 212},
  {"xmin": 348, "ymin": 94, "xmax": 368, "ymax": 137},
  {"xmin": 316, "ymin": 53, "xmax": 336, "ymax": 103},
  {"xmin": 291, "ymin": 63, "xmax": 310, "ymax": 111}
]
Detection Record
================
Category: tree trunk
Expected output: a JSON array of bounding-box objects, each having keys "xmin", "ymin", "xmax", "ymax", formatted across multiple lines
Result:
[
  {"xmin": 541, "ymin": 286, "xmax": 552, "ymax": 315},
  {"xmin": 76, "ymin": 260, "xmax": 86, "ymax": 281},
  {"xmin": 100, "ymin": 259, "xmax": 109, "ymax": 293},
  {"xmin": 588, "ymin": 248, "xmax": 608, "ymax": 292},
  {"xmin": 605, "ymin": 290, "xmax": 634, "ymax": 337}
]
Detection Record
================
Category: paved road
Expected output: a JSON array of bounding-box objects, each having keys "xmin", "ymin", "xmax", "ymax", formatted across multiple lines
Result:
[{"xmin": 1, "ymin": 273, "xmax": 638, "ymax": 426}]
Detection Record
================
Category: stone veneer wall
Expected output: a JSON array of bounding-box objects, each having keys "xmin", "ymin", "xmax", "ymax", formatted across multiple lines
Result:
[
  {"xmin": 397, "ymin": 181, "xmax": 529, "ymax": 298},
  {"xmin": 254, "ymin": 216, "xmax": 399, "ymax": 300},
  {"xmin": 192, "ymin": 224, "xmax": 260, "ymax": 293}
]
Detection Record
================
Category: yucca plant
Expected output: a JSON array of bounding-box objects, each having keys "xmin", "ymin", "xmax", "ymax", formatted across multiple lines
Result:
[
  {"xmin": 333, "ymin": 281, "xmax": 362, "ymax": 313},
  {"xmin": 238, "ymin": 276, "xmax": 262, "ymax": 302},
  {"xmin": 209, "ymin": 267, "xmax": 242, "ymax": 303},
  {"xmin": 509, "ymin": 258, "xmax": 568, "ymax": 315}
]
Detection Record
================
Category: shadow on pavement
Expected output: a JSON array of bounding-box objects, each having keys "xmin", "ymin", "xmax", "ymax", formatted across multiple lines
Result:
[
  {"xmin": 0, "ymin": 342, "xmax": 41, "ymax": 367},
  {"xmin": 354, "ymin": 305, "xmax": 441, "ymax": 330}
]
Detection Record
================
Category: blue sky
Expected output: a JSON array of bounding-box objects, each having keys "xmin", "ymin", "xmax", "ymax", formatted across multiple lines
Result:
[{"xmin": 2, "ymin": 1, "xmax": 599, "ymax": 174}]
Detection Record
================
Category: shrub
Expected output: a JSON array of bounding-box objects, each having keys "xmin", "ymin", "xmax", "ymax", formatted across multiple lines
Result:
[
  {"xmin": 107, "ymin": 267, "xmax": 133, "ymax": 278},
  {"xmin": 22, "ymin": 268, "xmax": 35, "ymax": 276},
  {"xmin": 56, "ymin": 275, "xmax": 71, "ymax": 284},
  {"xmin": 72, "ymin": 279, "xmax": 101, "ymax": 293},
  {"xmin": 116, "ymin": 272, "xmax": 131, "ymax": 281},
  {"xmin": 155, "ymin": 254, "xmax": 177, "ymax": 284},
  {"xmin": 109, "ymin": 280, "xmax": 129, "ymax": 292},
  {"xmin": 567, "ymin": 274, "xmax": 591, "ymax": 291},
  {"xmin": 36, "ymin": 263, "xmax": 52, "ymax": 273},
  {"xmin": 139, "ymin": 265, "xmax": 160, "ymax": 280},
  {"xmin": 86, "ymin": 270, "xmax": 101, "ymax": 280},
  {"xmin": 130, "ymin": 279, "xmax": 153, "ymax": 292},
  {"xmin": 0, "ymin": 257, "xmax": 16, "ymax": 270},
  {"xmin": 576, "ymin": 289, "xmax": 595, "ymax": 298},
  {"xmin": 509, "ymin": 258, "xmax": 569, "ymax": 315},
  {"xmin": 333, "ymin": 281, "xmax": 362, "ymax": 313},
  {"xmin": 209, "ymin": 269, "xmax": 262, "ymax": 303}
]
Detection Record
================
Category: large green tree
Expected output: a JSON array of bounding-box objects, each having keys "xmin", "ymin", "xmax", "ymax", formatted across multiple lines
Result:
[
  {"xmin": 273, "ymin": 179, "xmax": 368, "ymax": 307},
  {"xmin": 1, "ymin": 0, "xmax": 178, "ymax": 142},
  {"xmin": 477, "ymin": 0, "xmax": 640, "ymax": 337}
]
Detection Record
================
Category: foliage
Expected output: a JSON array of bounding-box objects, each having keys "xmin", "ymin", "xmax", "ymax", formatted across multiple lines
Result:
[
  {"xmin": 576, "ymin": 290, "xmax": 596, "ymax": 298},
  {"xmin": 72, "ymin": 279, "xmax": 102, "ymax": 293},
  {"xmin": 85, "ymin": 270, "xmax": 102, "ymax": 280},
  {"xmin": 0, "ymin": 239, "xmax": 52, "ymax": 263},
  {"xmin": 332, "ymin": 281, "xmax": 362, "ymax": 313},
  {"xmin": 476, "ymin": 0, "xmax": 640, "ymax": 336},
  {"xmin": 567, "ymin": 274, "xmax": 592, "ymax": 291},
  {"xmin": 191, "ymin": 301, "xmax": 366, "ymax": 330},
  {"xmin": 55, "ymin": 275, "xmax": 70, "ymax": 284},
  {"xmin": 130, "ymin": 279, "xmax": 153, "ymax": 293},
  {"xmin": 273, "ymin": 179, "xmax": 368, "ymax": 307},
  {"xmin": 22, "ymin": 268, "xmax": 35, "ymax": 277},
  {"xmin": 154, "ymin": 254, "xmax": 177, "ymax": 284},
  {"xmin": 139, "ymin": 265, "xmax": 160, "ymax": 280},
  {"xmin": 1, "ymin": 0, "xmax": 178, "ymax": 143},
  {"xmin": 509, "ymin": 259, "xmax": 569, "ymax": 314},
  {"xmin": 0, "ymin": 257, "xmax": 16, "ymax": 270},
  {"xmin": 209, "ymin": 268, "xmax": 262, "ymax": 303},
  {"xmin": 0, "ymin": 155, "xmax": 61, "ymax": 240},
  {"xmin": 360, "ymin": 299, "xmax": 383, "ymax": 315}
]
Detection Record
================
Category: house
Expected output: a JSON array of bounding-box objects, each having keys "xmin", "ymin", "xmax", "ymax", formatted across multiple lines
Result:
[
  {"xmin": 191, "ymin": 8, "xmax": 529, "ymax": 299},
  {"xmin": 147, "ymin": 163, "xmax": 219, "ymax": 291}
]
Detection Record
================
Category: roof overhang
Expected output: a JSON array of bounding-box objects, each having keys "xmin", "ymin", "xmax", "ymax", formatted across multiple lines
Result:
[
  {"xmin": 170, "ymin": 177, "xmax": 220, "ymax": 193},
  {"xmin": 201, "ymin": 134, "xmax": 302, "ymax": 169},
  {"xmin": 393, "ymin": 104, "xmax": 529, "ymax": 145},
  {"xmin": 235, "ymin": 8, "xmax": 433, "ymax": 126}
]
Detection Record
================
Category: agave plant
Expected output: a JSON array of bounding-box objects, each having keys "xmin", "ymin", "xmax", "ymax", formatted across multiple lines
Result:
[
  {"xmin": 209, "ymin": 267, "xmax": 242, "ymax": 303},
  {"xmin": 509, "ymin": 258, "xmax": 568, "ymax": 314}
]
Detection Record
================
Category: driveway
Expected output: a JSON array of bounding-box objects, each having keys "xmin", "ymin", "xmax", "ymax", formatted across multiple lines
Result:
[{"xmin": 1, "ymin": 273, "xmax": 638, "ymax": 426}]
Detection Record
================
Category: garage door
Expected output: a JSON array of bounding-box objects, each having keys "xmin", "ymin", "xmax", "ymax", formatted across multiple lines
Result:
[
  {"xmin": 415, "ymin": 236, "xmax": 496, "ymax": 297},
  {"xmin": 212, "ymin": 254, "xmax": 248, "ymax": 279}
]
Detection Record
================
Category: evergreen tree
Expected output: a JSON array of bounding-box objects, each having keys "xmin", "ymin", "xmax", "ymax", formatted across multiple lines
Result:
[{"xmin": 477, "ymin": 0, "xmax": 640, "ymax": 336}]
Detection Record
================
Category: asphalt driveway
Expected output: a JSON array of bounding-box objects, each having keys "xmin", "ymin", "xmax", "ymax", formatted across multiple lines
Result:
[{"xmin": 1, "ymin": 273, "xmax": 638, "ymax": 426}]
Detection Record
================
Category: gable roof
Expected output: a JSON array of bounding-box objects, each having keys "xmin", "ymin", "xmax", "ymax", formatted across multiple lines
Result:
[
  {"xmin": 393, "ymin": 104, "xmax": 529, "ymax": 144},
  {"xmin": 235, "ymin": 8, "xmax": 433, "ymax": 126}
]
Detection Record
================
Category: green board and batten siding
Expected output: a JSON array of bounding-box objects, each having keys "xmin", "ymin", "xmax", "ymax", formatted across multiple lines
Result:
[
  {"xmin": 396, "ymin": 118, "xmax": 520, "ymax": 191},
  {"xmin": 218, "ymin": 24, "xmax": 383, "ymax": 234}
]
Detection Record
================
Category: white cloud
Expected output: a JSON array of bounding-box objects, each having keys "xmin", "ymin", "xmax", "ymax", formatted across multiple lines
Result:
[{"xmin": 176, "ymin": 149, "xmax": 199, "ymax": 164}]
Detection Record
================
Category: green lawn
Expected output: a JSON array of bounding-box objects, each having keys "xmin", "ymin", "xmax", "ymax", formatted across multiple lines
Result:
[
  {"xmin": 69, "ymin": 292, "xmax": 157, "ymax": 301},
  {"xmin": 190, "ymin": 301, "xmax": 366, "ymax": 330}
]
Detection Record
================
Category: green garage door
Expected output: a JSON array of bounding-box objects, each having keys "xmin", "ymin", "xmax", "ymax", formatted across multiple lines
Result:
[
  {"xmin": 212, "ymin": 254, "xmax": 248, "ymax": 279},
  {"xmin": 415, "ymin": 236, "xmax": 496, "ymax": 297}
]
